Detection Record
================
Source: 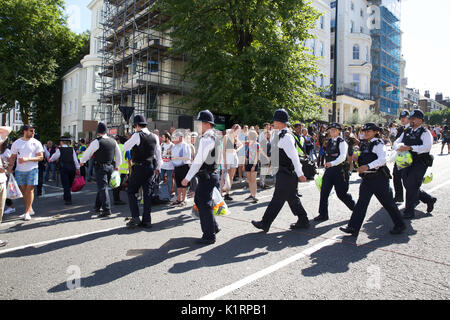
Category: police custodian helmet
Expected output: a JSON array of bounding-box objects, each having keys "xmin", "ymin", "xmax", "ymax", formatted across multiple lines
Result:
[
  {"xmin": 361, "ymin": 123, "xmax": 381, "ymax": 132},
  {"xmin": 329, "ymin": 122, "xmax": 343, "ymax": 130},
  {"xmin": 273, "ymin": 109, "xmax": 290, "ymax": 126},
  {"xmin": 197, "ymin": 110, "xmax": 215, "ymax": 125},
  {"xmin": 409, "ymin": 109, "xmax": 424, "ymax": 120}
]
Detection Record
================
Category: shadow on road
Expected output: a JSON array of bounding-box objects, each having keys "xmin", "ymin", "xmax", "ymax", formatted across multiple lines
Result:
[{"xmin": 301, "ymin": 207, "xmax": 416, "ymax": 277}]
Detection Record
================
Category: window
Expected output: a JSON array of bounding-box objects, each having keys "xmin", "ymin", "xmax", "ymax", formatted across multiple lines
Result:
[
  {"xmin": 331, "ymin": 19, "xmax": 335, "ymax": 32},
  {"xmin": 330, "ymin": 45, "xmax": 335, "ymax": 59},
  {"xmin": 74, "ymin": 74, "xmax": 78, "ymax": 89},
  {"xmin": 360, "ymin": 26, "xmax": 364, "ymax": 33},
  {"xmin": 350, "ymin": 21, "xmax": 355, "ymax": 33},
  {"xmin": 352, "ymin": 74, "xmax": 360, "ymax": 92},
  {"xmin": 311, "ymin": 39, "xmax": 316, "ymax": 56},
  {"xmin": 82, "ymin": 69, "xmax": 87, "ymax": 94},
  {"xmin": 69, "ymin": 101, "xmax": 72, "ymax": 113},
  {"xmin": 319, "ymin": 42, "xmax": 324, "ymax": 57},
  {"xmin": 74, "ymin": 99, "xmax": 77, "ymax": 113},
  {"xmin": 330, "ymin": 1, "xmax": 336, "ymax": 9},
  {"xmin": 69, "ymin": 78, "xmax": 72, "ymax": 91},
  {"xmin": 353, "ymin": 44, "xmax": 360, "ymax": 60},
  {"xmin": 351, "ymin": 2, "xmax": 354, "ymax": 10},
  {"xmin": 320, "ymin": 16, "xmax": 324, "ymax": 29},
  {"xmin": 360, "ymin": 9, "xmax": 364, "ymax": 17},
  {"xmin": 320, "ymin": 76, "xmax": 324, "ymax": 87},
  {"xmin": 147, "ymin": 60, "xmax": 159, "ymax": 73},
  {"xmin": 63, "ymin": 80, "xmax": 66, "ymax": 93},
  {"xmin": 63, "ymin": 103, "xmax": 66, "ymax": 114}
]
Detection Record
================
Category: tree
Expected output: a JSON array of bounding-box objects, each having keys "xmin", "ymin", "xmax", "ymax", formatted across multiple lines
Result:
[
  {"xmin": 0, "ymin": 0, "xmax": 89, "ymax": 142},
  {"xmin": 155, "ymin": 0, "xmax": 327, "ymax": 125}
]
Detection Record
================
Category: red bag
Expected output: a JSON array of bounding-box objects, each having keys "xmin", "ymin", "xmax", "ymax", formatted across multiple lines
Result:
[{"xmin": 72, "ymin": 175, "xmax": 86, "ymax": 192}]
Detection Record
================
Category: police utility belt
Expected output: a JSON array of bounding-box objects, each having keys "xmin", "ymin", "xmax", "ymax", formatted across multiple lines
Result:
[
  {"xmin": 94, "ymin": 161, "xmax": 114, "ymax": 168},
  {"xmin": 360, "ymin": 166, "xmax": 391, "ymax": 180},
  {"xmin": 133, "ymin": 157, "xmax": 156, "ymax": 168}
]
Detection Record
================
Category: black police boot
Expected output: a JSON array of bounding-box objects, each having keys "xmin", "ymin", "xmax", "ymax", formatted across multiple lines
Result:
[
  {"xmin": 390, "ymin": 224, "xmax": 406, "ymax": 235},
  {"xmin": 427, "ymin": 198, "xmax": 437, "ymax": 214},
  {"xmin": 195, "ymin": 238, "xmax": 216, "ymax": 245},
  {"xmin": 139, "ymin": 221, "xmax": 152, "ymax": 229},
  {"xmin": 313, "ymin": 215, "xmax": 329, "ymax": 222},
  {"xmin": 394, "ymin": 196, "xmax": 404, "ymax": 203},
  {"xmin": 251, "ymin": 220, "xmax": 269, "ymax": 233},
  {"xmin": 339, "ymin": 226, "xmax": 359, "ymax": 237},
  {"xmin": 290, "ymin": 218, "xmax": 310, "ymax": 230},
  {"xmin": 98, "ymin": 211, "xmax": 112, "ymax": 218}
]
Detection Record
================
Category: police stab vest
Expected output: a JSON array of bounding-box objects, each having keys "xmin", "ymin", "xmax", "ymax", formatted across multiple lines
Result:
[
  {"xmin": 199, "ymin": 131, "xmax": 217, "ymax": 173},
  {"xmin": 60, "ymin": 147, "xmax": 76, "ymax": 171},
  {"xmin": 131, "ymin": 131, "xmax": 157, "ymax": 164},
  {"xmin": 94, "ymin": 137, "xmax": 116, "ymax": 165},
  {"xmin": 401, "ymin": 127, "xmax": 429, "ymax": 163},
  {"xmin": 277, "ymin": 130, "xmax": 295, "ymax": 172},
  {"xmin": 358, "ymin": 139, "xmax": 382, "ymax": 168},
  {"xmin": 325, "ymin": 137, "xmax": 343, "ymax": 163}
]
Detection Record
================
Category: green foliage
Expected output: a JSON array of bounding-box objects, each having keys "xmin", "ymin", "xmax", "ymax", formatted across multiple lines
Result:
[
  {"xmin": 426, "ymin": 109, "xmax": 450, "ymax": 125},
  {"xmin": 155, "ymin": 0, "xmax": 327, "ymax": 125},
  {"xmin": 0, "ymin": 0, "xmax": 89, "ymax": 142}
]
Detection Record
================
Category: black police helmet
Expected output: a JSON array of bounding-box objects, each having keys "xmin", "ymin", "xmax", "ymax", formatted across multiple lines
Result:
[
  {"xmin": 399, "ymin": 110, "xmax": 410, "ymax": 119},
  {"xmin": 361, "ymin": 122, "xmax": 381, "ymax": 132},
  {"xmin": 196, "ymin": 110, "xmax": 215, "ymax": 125},
  {"xmin": 273, "ymin": 109, "xmax": 290, "ymax": 126},
  {"xmin": 409, "ymin": 109, "xmax": 424, "ymax": 120},
  {"xmin": 329, "ymin": 122, "xmax": 343, "ymax": 130},
  {"xmin": 133, "ymin": 115, "xmax": 147, "ymax": 126}
]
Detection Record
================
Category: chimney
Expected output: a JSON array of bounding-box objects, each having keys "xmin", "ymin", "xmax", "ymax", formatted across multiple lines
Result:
[
  {"xmin": 424, "ymin": 90, "xmax": 430, "ymax": 98},
  {"xmin": 435, "ymin": 93, "xmax": 443, "ymax": 102}
]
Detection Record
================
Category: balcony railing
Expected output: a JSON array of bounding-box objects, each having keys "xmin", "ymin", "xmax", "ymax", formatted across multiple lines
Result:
[{"xmin": 336, "ymin": 86, "xmax": 373, "ymax": 101}]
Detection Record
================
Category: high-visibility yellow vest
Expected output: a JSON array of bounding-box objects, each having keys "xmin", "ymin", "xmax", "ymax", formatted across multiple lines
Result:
[
  {"xmin": 293, "ymin": 134, "xmax": 305, "ymax": 157},
  {"xmin": 77, "ymin": 145, "xmax": 86, "ymax": 161},
  {"xmin": 119, "ymin": 144, "xmax": 129, "ymax": 174}
]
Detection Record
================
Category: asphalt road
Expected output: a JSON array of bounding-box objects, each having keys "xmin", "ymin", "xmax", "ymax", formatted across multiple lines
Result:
[{"xmin": 0, "ymin": 144, "xmax": 449, "ymax": 300}]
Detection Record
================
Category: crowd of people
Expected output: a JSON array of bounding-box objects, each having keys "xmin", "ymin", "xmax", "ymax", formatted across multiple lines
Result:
[{"xmin": 0, "ymin": 108, "xmax": 447, "ymax": 247}]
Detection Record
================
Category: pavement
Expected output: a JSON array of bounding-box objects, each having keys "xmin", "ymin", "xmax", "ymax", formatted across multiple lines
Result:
[{"xmin": 0, "ymin": 144, "xmax": 449, "ymax": 300}]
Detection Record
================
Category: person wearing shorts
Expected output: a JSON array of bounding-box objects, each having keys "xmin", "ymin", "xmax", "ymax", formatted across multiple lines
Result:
[
  {"xmin": 244, "ymin": 130, "xmax": 260, "ymax": 204},
  {"xmin": 8, "ymin": 125, "xmax": 44, "ymax": 221},
  {"xmin": 441, "ymin": 126, "xmax": 450, "ymax": 154},
  {"xmin": 222, "ymin": 125, "xmax": 239, "ymax": 201},
  {"xmin": 170, "ymin": 131, "xmax": 192, "ymax": 207}
]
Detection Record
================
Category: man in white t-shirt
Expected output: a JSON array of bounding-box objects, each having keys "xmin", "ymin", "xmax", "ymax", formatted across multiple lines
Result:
[{"xmin": 8, "ymin": 125, "xmax": 44, "ymax": 221}]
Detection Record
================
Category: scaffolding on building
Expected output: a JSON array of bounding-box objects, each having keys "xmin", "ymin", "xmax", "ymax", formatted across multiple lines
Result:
[
  {"xmin": 369, "ymin": 0, "xmax": 402, "ymax": 116},
  {"xmin": 97, "ymin": 0, "xmax": 192, "ymax": 132}
]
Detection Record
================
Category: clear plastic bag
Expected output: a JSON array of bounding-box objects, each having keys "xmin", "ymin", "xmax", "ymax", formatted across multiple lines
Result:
[
  {"xmin": 109, "ymin": 170, "xmax": 121, "ymax": 189},
  {"xmin": 191, "ymin": 187, "xmax": 230, "ymax": 219},
  {"xmin": 7, "ymin": 174, "xmax": 23, "ymax": 200}
]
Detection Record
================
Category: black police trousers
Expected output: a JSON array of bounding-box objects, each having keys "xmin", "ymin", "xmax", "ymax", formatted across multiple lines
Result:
[
  {"xmin": 401, "ymin": 161, "xmax": 433, "ymax": 215},
  {"xmin": 60, "ymin": 166, "xmax": 76, "ymax": 202},
  {"xmin": 94, "ymin": 164, "xmax": 113, "ymax": 212},
  {"xmin": 127, "ymin": 164, "xmax": 154, "ymax": 224},
  {"xmin": 261, "ymin": 168, "xmax": 308, "ymax": 228},
  {"xmin": 348, "ymin": 173, "xmax": 405, "ymax": 232},
  {"xmin": 392, "ymin": 164, "xmax": 404, "ymax": 201},
  {"xmin": 318, "ymin": 165, "xmax": 355, "ymax": 218},
  {"xmin": 194, "ymin": 172, "xmax": 220, "ymax": 241}
]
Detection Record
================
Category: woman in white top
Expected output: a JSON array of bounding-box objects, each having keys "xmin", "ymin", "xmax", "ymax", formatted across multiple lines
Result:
[
  {"xmin": 222, "ymin": 125, "xmax": 240, "ymax": 201},
  {"xmin": 160, "ymin": 133, "xmax": 175, "ymax": 197},
  {"xmin": 170, "ymin": 131, "xmax": 192, "ymax": 207},
  {"xmin": 0, "ymin": 139, "xmax": 14, "ymax": 215}
]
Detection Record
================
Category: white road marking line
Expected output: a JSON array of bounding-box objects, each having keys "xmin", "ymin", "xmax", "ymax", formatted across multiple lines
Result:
[
  {"xmin": 199, "ymin": 235, "xmax": 344, "ymax": 300},
  {"xmin": 199, "ymin": 178, "xmax": 450, "ymax": 300},
  {"xmin": 0, "ymin": 225, "xmax": 124, "ymax": 255}
]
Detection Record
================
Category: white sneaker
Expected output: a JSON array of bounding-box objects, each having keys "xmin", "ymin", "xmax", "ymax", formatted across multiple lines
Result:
[
  {"xmin": 23, "ymin": 213, "xmax": 31, "ymax": 221},
  {"xmin": 3, "ymin": 207, "xmax": 15, "ymax": 215},
  {"xmin": 29, "ymin": 210, "xmax": 35, "ymax": 216}
]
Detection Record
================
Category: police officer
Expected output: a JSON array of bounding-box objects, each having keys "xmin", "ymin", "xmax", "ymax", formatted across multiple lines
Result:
[
  {"xmin": 251, "ymin": 109, "xmax": 309, "ymax": 233},
  {"xmin": 293, "ymin": 123, "xmax": 306, "ymax": 157},
  {"xmin": 181, "ymin": 110, "xmax": 221, "ymax": 245},
  {"xmin": 49, "ymin": 136, "xmax": 80, "ymax": 205},
  {"xmin": 80, "ymin": 122, "xmax": 122, "ymax": 217},
  {"xmin": 340, "ymin": 123, "xmax": 406, "ymax": 237},
  {"xmin": 315, "ymin": 123, "xmax": 355, "ymax": 222},
  {"xmin": 393, "ymin": 110, "xmax": 436, "ymax": 219},
  {"xmin": 123, "ymin": 115, "xmax": 162, "ymax": 229},
  {"xmin": 393, "ymin": 110, "xmax": 410, "ymax": 203},
  {"xmin": 77, "ymin": 139, "xmax": 87, "ymax": 179}
]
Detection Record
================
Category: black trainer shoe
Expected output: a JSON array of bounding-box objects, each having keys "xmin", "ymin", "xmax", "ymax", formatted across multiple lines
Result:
[
  {"xmin": 98, "ymin": 211, "xmax": 112, "ymax": 218},
  {"xmin": 126, "ymin": 219, "xmax": 140, "ymax": 229},
  {"xmin": 394, "ymin": 197, "xmax": 404, "ymax": 203},
  {"xmin": 224, "ymin": 194, "xmax": 233, "ymax": 201},
  {"xmin": 251, "ymin": 220, "xmax": 269, "ymax": 233},
  {"xmin": 427, "ymin": 198, "xmax": 437, "ymax": 214},
  {"xmin": 339, "ymin": 226, "xmax": 358, "ymax": 237}
]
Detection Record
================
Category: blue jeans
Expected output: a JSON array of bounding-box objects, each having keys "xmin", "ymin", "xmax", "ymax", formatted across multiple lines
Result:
[
  {"xmin": 160, "ymin": 169, "xmax": 173, "ymax": 195},
  {"xmin": 44, "ymin": 162, "xmax": 56, "ymax": 181}
]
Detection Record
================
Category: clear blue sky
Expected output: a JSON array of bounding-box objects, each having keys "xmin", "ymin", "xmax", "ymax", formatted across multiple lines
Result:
[{"xmin": 65, "ymin": 0, "xmax": 450, "ymax": 100}]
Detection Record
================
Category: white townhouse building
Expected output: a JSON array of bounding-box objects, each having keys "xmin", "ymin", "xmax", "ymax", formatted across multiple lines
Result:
[{"xmin": 61, "ymin": 0, "xmax": 104, "ymax": 140}]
